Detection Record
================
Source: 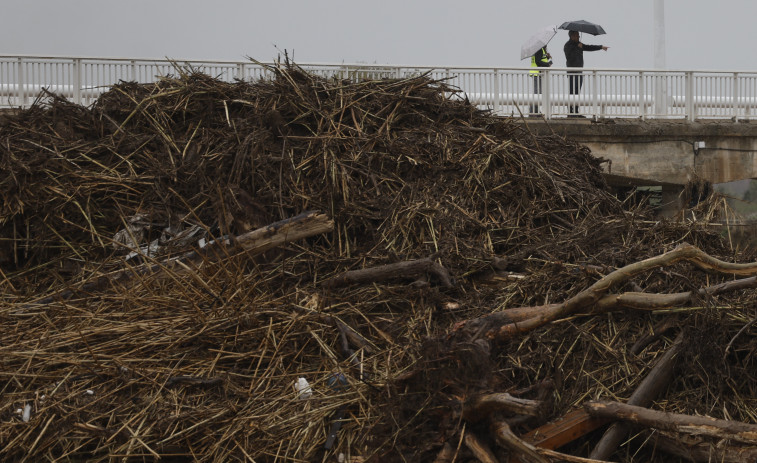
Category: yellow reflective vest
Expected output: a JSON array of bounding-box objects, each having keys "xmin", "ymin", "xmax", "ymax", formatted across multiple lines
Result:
[{"xmin": 530, "ymin": 48, "xmax": 550, "ymax": 76}]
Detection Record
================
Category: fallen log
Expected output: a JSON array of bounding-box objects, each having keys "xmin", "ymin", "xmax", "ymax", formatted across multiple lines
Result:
[
  {"xmin": 584, "ymin": 401, "xmax": 757, "ymax": 445},
  {"xmin": 589, "ymin": 330, "xmax": 685, "ymax": 460},
  {"xmin": 464, "ymin": 431, "xmax": 498, "ymax": 463},
  {"xmin": 517, "ymin": 409, "xmax": 609, "ymax": 453},
  {"xmin": 491, "ymin": 419, "xmax": 548, "ymax": 463},
  {"xmin": 452, "ymin": 276, "xmax": 757, "ymax": 337},
  {"xmin": 463, "ymin": 393, "xmax": 541, "ymax": 423},
  {"xmin": 453, "ymin": 244, "xmax": 757, "ymax": 341},
  {"xmin": 591, "ymin": 276, "xmax": 757, "ymax": 313},
  {"xmin": 649, "ymin": 432, "xmax": 757, "ymax": 463},
  {"xmin": 497, "ymin": 414, "xmax": 615, "ymax": 462},
  {"xmin": 325, "ymin": 257, "xmax": 454, "ymax": 288},
  {"xmin": 27, "ymin": 211, "xmax": 334, "ymax": 306},
  {"xmin": 629, "ymin": 317, "xmax": 679, "ymax": 355}
]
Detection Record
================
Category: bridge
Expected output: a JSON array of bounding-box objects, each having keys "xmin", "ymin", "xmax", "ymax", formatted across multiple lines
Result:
[
  {"xmin": 3, "ymin": 55, "xmax": 757, "ymax": 120},
  {"xmin": 517, "ymin": 118, "xmax": 757, "ymax": 217},
  {"xmin": 523, "ymin": 119, "xmax": 757, "ymax": 184},
  {"xmin": 3, "ymin": 55, "xmax": 757, "ymax": 209}
]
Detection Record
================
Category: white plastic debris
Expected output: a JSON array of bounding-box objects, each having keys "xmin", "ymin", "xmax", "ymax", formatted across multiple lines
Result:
[
  {"xmin": 112, "ymin": 221, "xmax": 146, "ymax": 250},
  {"xmin": 337, "ymin": 453, "xmax": 345, "ymax": 463},
  {"xmin": 22, "ymin": 404, "xmax": 31, "ymax": 422},
  {"xmin": 85, "ymin": 389, "xmax": 94, "ymax": 395},
  {"xmin": 294, "ymin": 377, "xmax": 313, "ymax": 399},
  {"xmin": 443, "ymin": 302, "xmax": 460, "ymax": 310},
  {"xmin": 125, "ymin": 239, "xmax": 160, "ymax": 261}
]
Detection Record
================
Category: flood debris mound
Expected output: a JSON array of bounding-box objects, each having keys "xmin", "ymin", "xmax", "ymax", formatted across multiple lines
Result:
[{"xmin": 1, "ymin": 61, "xmax": 756, "ymax": 462}]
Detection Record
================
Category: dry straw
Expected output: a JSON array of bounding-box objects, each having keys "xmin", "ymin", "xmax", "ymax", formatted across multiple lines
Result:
[{"xmin": 0, "ymin": 59, "xmax": 755, "ymax": 462}]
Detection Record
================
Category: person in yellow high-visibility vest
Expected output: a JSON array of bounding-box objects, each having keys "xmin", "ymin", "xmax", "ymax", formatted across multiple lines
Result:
[{"xmin": 529, "ymin": 46, "xmax": 552, "ymax": 115}]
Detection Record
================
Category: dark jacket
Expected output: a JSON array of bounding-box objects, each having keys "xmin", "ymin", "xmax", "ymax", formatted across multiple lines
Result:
[
  {"xmin": 533, "ymin": 48, "xmax": 552, "ymax": 67},
  {"xmin": 564, "ymin": 40, "xmax": 603, "ymax": 67}
]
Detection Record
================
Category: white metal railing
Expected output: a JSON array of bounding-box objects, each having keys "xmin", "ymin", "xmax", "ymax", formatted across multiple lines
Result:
[{"xmin": 1, "ymin": 55, "xmax": 757, "ymax": 120}]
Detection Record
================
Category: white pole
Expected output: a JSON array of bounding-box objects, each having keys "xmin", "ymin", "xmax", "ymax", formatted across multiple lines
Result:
[
  {"xmin": 653, "ymin": 0, "xmax": 667, "ymax": 116},
  {"xmin": 654, "ymin": 0, "xmax": 666, "ymax": 69}
]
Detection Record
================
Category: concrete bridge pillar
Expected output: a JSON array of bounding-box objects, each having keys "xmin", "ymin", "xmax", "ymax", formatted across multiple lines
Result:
[
  {"xmin": 517, "ymin": 118, "xmax": 757, "ymax": 217},
  {"xmin": 660, "ymin": 185, "xmax": 684, "ymax": 218},
  {"xmin": 519, "ymin": 119, "xmax": 757, "ymax": 185}
]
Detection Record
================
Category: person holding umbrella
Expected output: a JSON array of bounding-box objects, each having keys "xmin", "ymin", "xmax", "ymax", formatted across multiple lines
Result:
[
  {"xmin": 560, "ymin": 20, "xmax": 609, "ymax": 117},
  {"xmin": 520, "ymin": 25, "xmax": 557, "ymax": 116},
  {"xmin": 529, "ymin": 46, "xmax": 552, "ymax": 115}
]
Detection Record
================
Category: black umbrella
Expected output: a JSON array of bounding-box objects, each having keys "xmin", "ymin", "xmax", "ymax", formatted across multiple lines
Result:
[{"xmin": 558, "ymin": 20, "xmax": 606, "ymax": 35}]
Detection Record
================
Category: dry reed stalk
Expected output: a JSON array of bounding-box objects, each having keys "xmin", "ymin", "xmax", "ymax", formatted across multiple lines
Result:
[{"xmin": 0, "ymin": 59, "xmax": 755, "ymax": 462}]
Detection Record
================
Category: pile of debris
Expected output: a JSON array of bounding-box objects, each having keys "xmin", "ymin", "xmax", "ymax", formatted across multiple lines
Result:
[{"xmin": 1, "ymin": 61, "xmax": 755, "ymax": 462}]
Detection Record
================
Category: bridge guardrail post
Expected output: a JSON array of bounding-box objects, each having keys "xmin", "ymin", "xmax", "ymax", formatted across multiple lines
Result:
[
  {"xmin": 493, "ymin": 69, "xmax": 500, "ymax": 114},
  {"xmin": 732, "ymin": 72, "xmax": 739, "ymax": 120},
  {"xmin": 17, "ymin": 57, "xmax": 25, "ymax": 107},
  {"xmin": 73, "ymin": 58, "xmax": 82, "ymax": 105},
  {"xmin": 543, "ymin": 69, "xmax": 551, "ymax": 119},
  {"xmin": 638, "ymin": 71, "xmax": 645, "ymax": 119},
  {"xmin": 654, "ymin": 71, "xmax": 662, "ymax": 118},
  {"xmin": 685, "ymin": 71, "xmax": 694, "ymax": 121},
  {"xmin": 591, "ymin": 70, "xmax": 598, "ymax": 119}
]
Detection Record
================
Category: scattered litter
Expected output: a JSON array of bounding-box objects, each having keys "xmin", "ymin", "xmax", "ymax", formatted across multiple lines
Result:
[
  {"xmin": 0, "ymin": 60, "xmax": 752, "ymax": 462},
  {"xmin": 327, "ymin": 373, "xmax": 348, "ymax": 391},
  {"xmin": 294, "ymin": 378, "xmax": 312, "ymax": 400}
]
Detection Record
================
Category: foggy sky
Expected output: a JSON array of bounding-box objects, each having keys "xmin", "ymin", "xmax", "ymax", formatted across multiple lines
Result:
[{"xmin": 1, "ymin": 0, "xmax": 753, "ymax": 71}]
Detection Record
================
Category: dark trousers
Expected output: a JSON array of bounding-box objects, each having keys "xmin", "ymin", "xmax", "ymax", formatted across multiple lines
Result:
[
  {"xmin": 568, "ymin": 72, "xmax": 584, "ymax": 114},
  {"xmin": 530, "ymin": 75, "xmax": 542, "ymax": 114}
]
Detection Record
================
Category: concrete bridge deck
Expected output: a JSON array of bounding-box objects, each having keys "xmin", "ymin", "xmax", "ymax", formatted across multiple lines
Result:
[{"xmin": 518, "ymin": 118, "xmax": 757, "ymax": 186}]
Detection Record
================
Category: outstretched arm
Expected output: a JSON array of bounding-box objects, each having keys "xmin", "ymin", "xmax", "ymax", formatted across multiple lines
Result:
[{"xmin": 582, "ymin": 44, "xmax": 609, "ymax": 52}]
